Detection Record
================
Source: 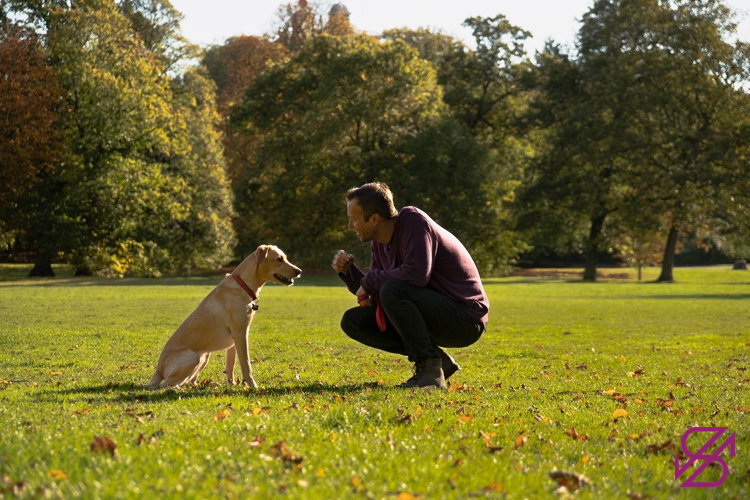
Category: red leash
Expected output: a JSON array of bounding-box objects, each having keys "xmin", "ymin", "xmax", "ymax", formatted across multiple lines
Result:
[{"xmin": 358, "ymin": 292, "xmax": 387, "ymax": 332}]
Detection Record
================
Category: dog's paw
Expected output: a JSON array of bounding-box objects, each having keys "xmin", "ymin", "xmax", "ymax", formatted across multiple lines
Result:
[{"xmin": 243, "ymin": 378, "xmax": 259, "ymax": 390}]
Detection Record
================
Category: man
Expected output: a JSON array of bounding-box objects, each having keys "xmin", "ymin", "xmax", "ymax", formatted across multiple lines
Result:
[{"xmin": 332, "ymin": 182, "xmax": 489, "ymax": 389}]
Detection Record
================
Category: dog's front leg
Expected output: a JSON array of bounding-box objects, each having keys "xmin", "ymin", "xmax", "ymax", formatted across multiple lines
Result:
[
  {"xmin": 224, "ymin": 344, "xmax": 237, "ymax": 384},
  {"xmin": 232, "ymin": 329, "xmax": 258, "ymax": 389}
]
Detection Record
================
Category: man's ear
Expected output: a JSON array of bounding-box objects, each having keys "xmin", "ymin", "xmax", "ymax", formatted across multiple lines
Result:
[
  {"xmin": 256, "ymin": 245, "xmax": 270, "ymax": 264},
  {"xmin": 369, "ymin": 213, "xmax": 381, "ymax": 225}
]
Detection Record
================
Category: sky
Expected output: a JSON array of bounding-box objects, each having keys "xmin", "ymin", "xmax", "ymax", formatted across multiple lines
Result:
[{"xmin": 170, "ymin": 0, "xmax": 750, "ymax": 56}]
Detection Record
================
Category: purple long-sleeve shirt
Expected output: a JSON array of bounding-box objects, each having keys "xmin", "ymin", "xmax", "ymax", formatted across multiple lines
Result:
[{"xmin": 340, "ymin": 206, "xmax": 489, "ymax": 324}]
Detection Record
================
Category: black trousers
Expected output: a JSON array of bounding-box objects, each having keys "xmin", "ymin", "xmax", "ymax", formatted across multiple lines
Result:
[{"xmin": 340, "ymin": 280, "xmax": 485, "ymax": 363}]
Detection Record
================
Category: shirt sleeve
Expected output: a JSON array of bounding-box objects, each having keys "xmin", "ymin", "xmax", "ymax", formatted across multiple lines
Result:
[
  {"xmin": 339, "ymin": 264, "xmax": 365, "ymax": 295},
  {"xmin": 361, "ymin": 215, "xmax": 435, "ymax": 292}
]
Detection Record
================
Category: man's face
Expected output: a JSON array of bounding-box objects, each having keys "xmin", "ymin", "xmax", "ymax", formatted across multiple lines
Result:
[{"xmin": 347, "ymin": 199, "xmax": 377, "ymax": 243}]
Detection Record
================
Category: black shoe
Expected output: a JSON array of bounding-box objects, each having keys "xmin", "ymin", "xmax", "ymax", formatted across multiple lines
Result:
[
  {"xmin": 437, "ymin": 348, "xmax": 461, "ymax": 380},
  {"xmin": 398, "ymin": 357, "xmax": 446, "ymax": 389}
]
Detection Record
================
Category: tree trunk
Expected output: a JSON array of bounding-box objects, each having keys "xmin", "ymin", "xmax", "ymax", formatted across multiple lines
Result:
[
  {"xmin": 637, "ymin": 264, "xmax": 642, "ymax": 282},
  {"xmin": 28, "ymin": 253, "xmax": 55, "ymax": 277},
  {"xmin": 656, "ymin": 224, "xmax": 678, "ymax": 282},
  {"xmin": 583, "ymin": 212, "xmax": 607, "ymax": 281},
  {"xmin": 733, "ymin": 260, "xmax": 747, "ymax": 270}
]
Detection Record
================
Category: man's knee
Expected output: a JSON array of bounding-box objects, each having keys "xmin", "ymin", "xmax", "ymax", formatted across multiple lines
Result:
[
  {"xmin": 340, "ymin": 307, "xmax": 363, "ymax": 339},
  {"xmin": 379, "ymin": 279, "xmax": 411, "ymax": 306}
]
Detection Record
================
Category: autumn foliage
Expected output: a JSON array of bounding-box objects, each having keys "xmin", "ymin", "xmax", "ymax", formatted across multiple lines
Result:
[{"xmin": 0, "ymin": 30, "xmax": 65, "ymax": 210}]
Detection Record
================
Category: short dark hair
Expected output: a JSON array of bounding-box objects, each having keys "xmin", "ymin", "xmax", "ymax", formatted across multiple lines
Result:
[{"xmin": 346, "ymin": 182, "xmax": 398, "ymax": 221}]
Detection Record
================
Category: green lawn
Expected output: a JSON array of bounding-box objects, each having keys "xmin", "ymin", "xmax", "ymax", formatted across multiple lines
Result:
[{"xmin": 1, "ymin": 265, "xmax": 748, "ymax": 499}]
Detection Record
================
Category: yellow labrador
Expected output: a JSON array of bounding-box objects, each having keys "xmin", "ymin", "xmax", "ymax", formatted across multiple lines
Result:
[{"xmin": 148, "ymin": 245, "xmax": 301, "ymax": 389}]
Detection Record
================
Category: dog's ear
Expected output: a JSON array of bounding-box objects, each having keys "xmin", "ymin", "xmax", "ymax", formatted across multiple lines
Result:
[{"xmin": 256, "ymin": 245, "xmax": 270, "ymax": 264}]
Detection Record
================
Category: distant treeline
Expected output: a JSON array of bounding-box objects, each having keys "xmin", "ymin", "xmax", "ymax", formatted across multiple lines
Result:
[{"xmin": 1, "ymin": 0, "xmax": 749, "ymax": 281}]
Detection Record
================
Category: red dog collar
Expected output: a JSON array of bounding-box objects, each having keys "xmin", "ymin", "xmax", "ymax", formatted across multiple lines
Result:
[{"xmin": 231, "ymin": 274, "xmax": 258, "ymax": 302}]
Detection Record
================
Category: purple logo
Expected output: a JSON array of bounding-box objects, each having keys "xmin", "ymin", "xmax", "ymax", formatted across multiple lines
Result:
[{"xmin": 674, "ymin": 427, "xmax": 735, "ymax": 487}]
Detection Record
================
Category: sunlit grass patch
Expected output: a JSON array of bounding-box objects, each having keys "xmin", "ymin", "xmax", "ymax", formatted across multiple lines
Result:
[{"xmin": 0, "ymin": 266, "xmax": 748, "ymax": 498}]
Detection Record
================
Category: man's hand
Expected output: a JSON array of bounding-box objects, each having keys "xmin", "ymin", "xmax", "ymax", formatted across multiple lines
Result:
[
  {"xmin": 356, "ymin": 286, "xmax": 372, "ymax": 307},
  {"xmin": 332, "ymin": 250, "xmax": 354, "ymax": 275}
]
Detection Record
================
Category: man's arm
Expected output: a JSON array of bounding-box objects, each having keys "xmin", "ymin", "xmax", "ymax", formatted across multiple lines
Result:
[
  {"xmin": 332, "ymin": 250, "xmax": 366, "ymax": 295},
  {"xmin": 361, "ymin": 217, "xmax": 435, "ymax": 292}
]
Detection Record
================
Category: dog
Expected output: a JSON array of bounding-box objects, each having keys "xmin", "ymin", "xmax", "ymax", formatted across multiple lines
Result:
[{"xmin": 148, "ymin": 245, "xmax": 301, "ymax": 389}]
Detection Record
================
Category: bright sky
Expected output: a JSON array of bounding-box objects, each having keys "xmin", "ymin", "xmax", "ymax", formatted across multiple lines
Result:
[{"xmin": 170, "ymin": 0, "xmax": 750, "ymax": 56}]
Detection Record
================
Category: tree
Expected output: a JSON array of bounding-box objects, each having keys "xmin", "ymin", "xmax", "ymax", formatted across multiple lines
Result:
[
  {"xmin": 577, "ymin": 0, "xmax": 750, "ymax": 282},
  {"xmin": 520, "ymin": 0, "xmax": 750, "ymax": 281},
  {"xmin": 118, "ymin": 0, "xmax": 196, "ymax": 73},
  {"xmin": 0, "ymin": 28, "xmax": 65, "ymax": 225},
  {"xmin": 203, "ymin": 36, "xmax": 287, "ymax": 118},
  {"xmin": 5, "ymin": 0, "xmax": 235, "ymax": 276},
  {"xmin": 273, "ymin": 0, "xmax": 325, "ymax": 54},
  {"xmin": 231, "ymin": 34, "xmax": 506, "ymax": 270},
  {"xmin": 519, "ymin": 40, "xmax": 633, "ymax": 281}
]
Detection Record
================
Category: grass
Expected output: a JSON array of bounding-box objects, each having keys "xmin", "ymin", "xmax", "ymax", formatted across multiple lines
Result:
[{"xmin": 0, "ymin": 264, "xmax": 748, "ymax": 499}]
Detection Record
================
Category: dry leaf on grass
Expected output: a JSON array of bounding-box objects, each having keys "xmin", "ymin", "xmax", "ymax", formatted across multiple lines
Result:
[
  {"xmin": 90, "ymin": 436, "xmax": 116, "ymax": 457},
  {"xmin": 515, "ymin": 435, "xmax": 528, "ymax": 449},
  {"xmin": 48, "ymin": 469, "xmax": 68, "ymax": 480},
  {"xmin": 564, "ymin": 428, "xmax": 588, "ymax": 441},
  {"xmin": 549, "ymin": 471, "xmax": 592, "ymax": 492},
  {"xmin": 214, "ymin": 409, "xmax": 231, "ymax": 420},
  {"xmin": 270, "ymin": 441, "xmax": 303, "ymax": 464},
  {"xmin": 612, "ymin": 409, "xmax": 629, "ymax": 419}
]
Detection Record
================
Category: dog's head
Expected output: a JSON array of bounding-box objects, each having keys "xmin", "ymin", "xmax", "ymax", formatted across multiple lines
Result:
[{"xmin": 254, "ymin": 245, "xmax": 301, "ymax": 286}]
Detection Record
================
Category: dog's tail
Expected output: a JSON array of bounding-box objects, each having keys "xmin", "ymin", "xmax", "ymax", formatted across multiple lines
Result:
[{"xmin": 147, "ymin": 370, "xmax": 163, "ymax": 389}]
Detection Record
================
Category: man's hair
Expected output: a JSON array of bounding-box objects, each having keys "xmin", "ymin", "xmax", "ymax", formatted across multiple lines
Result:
[{"xmin": 346, "ymin": 182, "xmax": 398, "ymax": 221}]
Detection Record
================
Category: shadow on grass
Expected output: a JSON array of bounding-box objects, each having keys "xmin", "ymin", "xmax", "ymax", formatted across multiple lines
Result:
[
  {"xmin": 621, "ymin": 294, "xmax": 750, "ymax": 300},
  {"xmin": 39, "ymin": 381, "xmax": 382, "ymax": 403}
]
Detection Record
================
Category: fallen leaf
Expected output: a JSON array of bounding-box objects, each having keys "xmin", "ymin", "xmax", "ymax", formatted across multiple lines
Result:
[
  {"xmin": 215, "ymin": 409, "xmax": 231, "ymax": 420},
  {"xmin": 367, "ymin": 370, "xmax": 378, "ymax": 376},
  {"xmin": 90, "ymin": 436, "xmax": 116, "ymax": 457},
  {"xmin": 48, "ymin": 469, "xmax": 68, "ymax": 480},
  {"xmin": 315, "ymin": 468, "xmax": 325, "ymax": 478},
  {"xmin": 612, "ymin": 409, "xmax": 629, "ymax": 419},
  {"xmin": 627, "ymin": 493, "xmax": 652, "ymax": 499},
  {"xmin": 351, "ymin": 476, "xmax": 362, "ymax": 488},
  {"xmin": 483, "ymin": 483, "xmax": 503, "ymax": 492},
  {"xmin": 515, "ymin": 435, "xmax": 528, "ymax": 449},
  {"xmin": 564, "ymin": 428, "xmax": 588, "ymax": 441},
  {"xmin": 396, "ymin": 492, "xmax": 419, "ymax": 500},
  {"xmin": 549, "ymin": 471, "xmax": 592, "ymax": 492},
  {"xmin": 457, "ymin": 414, "xmax": 474, "ymax": 424},
  {"xmin": 270, "ymin": 441, "xmax": 303, "ymax": 464}
]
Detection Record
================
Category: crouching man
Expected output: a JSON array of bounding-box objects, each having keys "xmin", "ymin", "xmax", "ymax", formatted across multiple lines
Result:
[{"xmin": 333, "ymin": 182, "xmax": 489, "ymax": 389}]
